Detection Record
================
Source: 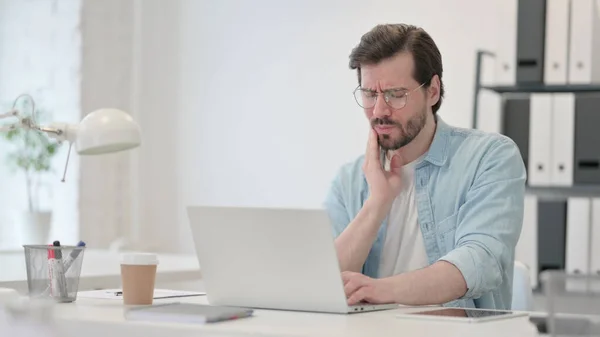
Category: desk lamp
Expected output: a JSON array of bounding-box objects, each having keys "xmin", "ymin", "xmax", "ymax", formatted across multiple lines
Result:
[{"xmin": 0, "ymin": 94, "xmax": 141, "ymax": 181}]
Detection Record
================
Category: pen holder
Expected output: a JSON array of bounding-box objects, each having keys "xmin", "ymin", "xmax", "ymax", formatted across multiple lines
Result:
[{"xmin": 23, "ymin": 244, "xmax": 86, "ymax": 303}]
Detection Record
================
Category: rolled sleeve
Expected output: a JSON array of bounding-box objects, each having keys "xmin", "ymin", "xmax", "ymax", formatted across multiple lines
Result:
[
  {"xmin": 439, "ymin": 137, "xmax": 526, "ymax": 300},
  {"xmin": 440, "ymin": 237, "xmax": 506, "ymax": 299}
]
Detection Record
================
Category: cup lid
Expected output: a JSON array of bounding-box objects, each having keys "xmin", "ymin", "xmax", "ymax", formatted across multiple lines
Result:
[{"xmin": 120, "ymin": 253, "xmax": 159, "ymax": 265}]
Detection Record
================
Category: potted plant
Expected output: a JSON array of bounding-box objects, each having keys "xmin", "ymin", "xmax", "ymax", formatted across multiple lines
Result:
[{"xmin": 2, "ymin": 102, "xmax": 59, "ymax": 244}]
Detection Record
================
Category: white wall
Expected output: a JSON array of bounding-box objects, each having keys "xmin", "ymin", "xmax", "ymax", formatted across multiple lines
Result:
[
  {"xmin": 131, "ymin": 0, "xmax": 506, "ymax": 253},
  {"xmin": 132, "ymin": 0, "xmax": 183, "ymax": 252},
  {"xmin": 78, "ymin": 0, "xmax": 137, "ymax": 249}
]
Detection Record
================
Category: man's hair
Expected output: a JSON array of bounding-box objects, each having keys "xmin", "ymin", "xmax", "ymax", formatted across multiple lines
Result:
[{"xmin": 349, "ymin": 24, "xmax": 444, "ymax": 115}]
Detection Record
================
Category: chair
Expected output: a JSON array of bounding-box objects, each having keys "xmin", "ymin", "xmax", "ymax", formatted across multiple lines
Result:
[{"xmin": 512, "ymin": 260, "xmax": 534, "ymax": 311}]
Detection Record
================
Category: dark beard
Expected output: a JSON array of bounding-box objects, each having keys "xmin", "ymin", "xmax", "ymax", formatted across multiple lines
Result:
[{"xmin": 371, "ymin": 109, "xmax": 427, "ymax": 151}]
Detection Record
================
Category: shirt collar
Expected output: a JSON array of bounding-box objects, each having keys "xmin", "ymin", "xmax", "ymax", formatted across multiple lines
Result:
[{"xmin": 419, "ymin": 114, "xmax": 450, "ymax": 167}]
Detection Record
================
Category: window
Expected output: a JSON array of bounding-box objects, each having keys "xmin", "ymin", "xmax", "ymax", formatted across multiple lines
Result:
[{"xmin": 0, "ymin": 0, "xmax": 81, "ymax": 249}]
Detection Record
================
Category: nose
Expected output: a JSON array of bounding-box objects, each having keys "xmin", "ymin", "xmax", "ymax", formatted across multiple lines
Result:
[{"xmin": 372, "ymin": 94, "xmax": 391, "ymax": 119}]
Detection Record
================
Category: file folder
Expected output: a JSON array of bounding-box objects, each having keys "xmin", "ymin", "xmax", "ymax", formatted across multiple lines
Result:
[
  {"xmin": 476, "ymin": 91, "xmax": 502, "ymax": 134},
  {"xmin": 538, "ymin": 200, "xmax": 567, "ymax": 274},
  {"xmin": 544, "ymin": 0, "xmax": 570, "ymax": 84},
  {"xmin": 528, "ymin": 94, "xmax": 553, "ymax": 186},
  {"xmin": 590, "ymin": 198, "xmax": 600, "ymax": 292},
  {"xmin": 495, "ymin": 0, "xmax": 518, "ymax": 85},
  {"xmin": 516, "ymin": 0, "xmax": 547, "ymax": 84},
  {"xmin": 515, "ymin": 195, "xmax": 539, "ymax": 288},
  {"xmin": 502, "ymin": 97, "xmax": 530, "ymax": 177},
  {"xmin": 573, "ymin": 93, "xmax": 600, "ymax": 184},
  {"xmin": 565, "ymin": 198, "xmax": 591, "ymax": 292},
  {"xmin": 550, "ymin": 93, "xmax": 575, "ymax": 186},
  {"xmin": 568, "ymin": 0, "xmax": 600, "ymax": 84}
]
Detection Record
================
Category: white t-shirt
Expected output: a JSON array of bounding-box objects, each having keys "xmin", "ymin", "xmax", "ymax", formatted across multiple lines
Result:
[{"xmin": 378, "ymin": 154, "xmax": 430, "ymax": 278}]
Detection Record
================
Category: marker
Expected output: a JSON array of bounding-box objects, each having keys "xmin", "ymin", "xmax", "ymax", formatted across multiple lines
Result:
[
  {"xmin": 63, "ymin": 240, "xmax": 86, "ymax": 271},
  {"xmin": 52, "ymin": 241, "xmax": 69, "ymax": 299},
  {"xmin": 47, "ymin": 245, "xmax": 55, "ymax": 296}
]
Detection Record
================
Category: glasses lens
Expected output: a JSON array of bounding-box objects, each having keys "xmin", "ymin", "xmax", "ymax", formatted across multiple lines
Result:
[
  {"xmin": 385, "ymin": 91, "xmax": 408, "ymax": 109},
  {"xmin": 354, "ymin": 89, "xmax": 376, "ymax": 108}
]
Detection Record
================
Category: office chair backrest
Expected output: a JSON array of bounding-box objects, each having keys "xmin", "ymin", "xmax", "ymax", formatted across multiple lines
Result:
[{"xmin": 512, "ymin": 260, "xmax": 534, "ymax": 311}]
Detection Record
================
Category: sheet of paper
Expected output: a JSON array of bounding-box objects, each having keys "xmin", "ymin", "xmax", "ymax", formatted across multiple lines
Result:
[{"xmin": 78, "ymin": 289, "xmax": 206, "ymax": 300}]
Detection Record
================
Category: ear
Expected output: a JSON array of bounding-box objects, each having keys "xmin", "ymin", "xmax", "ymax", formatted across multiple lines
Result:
[{"xmin": 427, "ymin": 74, "xmax": 441, "ymax": 108}]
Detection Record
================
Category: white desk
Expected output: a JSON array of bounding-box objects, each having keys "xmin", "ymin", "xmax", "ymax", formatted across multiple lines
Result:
[
  {"xmin": 0, "ymin": 249, "xmax": 201, "ymax": 293},
  {"xmin": 48, "ymin": 296, "xmax": 540, "ymax": 337}
]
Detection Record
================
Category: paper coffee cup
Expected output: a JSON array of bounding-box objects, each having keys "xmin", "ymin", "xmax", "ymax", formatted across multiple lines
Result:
[{"xmin": 120, "ymin": 253, "xmax": 159, "ymax": 305}]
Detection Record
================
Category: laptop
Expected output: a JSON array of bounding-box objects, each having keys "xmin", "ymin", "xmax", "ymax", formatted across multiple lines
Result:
[{"xmin": 186, "ymin": 205, "xmax": 398, "ymax": 314}]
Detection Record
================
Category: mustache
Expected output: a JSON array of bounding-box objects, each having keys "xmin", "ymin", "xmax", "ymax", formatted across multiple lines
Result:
[{"xmin": 371, "ymin": 117, "xmax": 400, "ymax": 127}]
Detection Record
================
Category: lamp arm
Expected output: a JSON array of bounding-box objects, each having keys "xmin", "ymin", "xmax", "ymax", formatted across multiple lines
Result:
[
  {"xmin": 0, "ymin": 115, "xmax": 79, "ymax": 182},
  {"xmin": 0, "ymin": 124, "xmax": 17, "ymax": 132},
  {"xmin": 0, "ymin": 109, "xmax": 20, "ymax": 132},
  {"xmin": 37, "ymin": 122, "xmax": 79, "ymax": 143},
  {"xmin": 36, "ymin": 123, "xmax": 79, "ymax": 183},
  {"xmin": 0, "ymin": 109, "xmax": 18, "ymax": 120},
  {"xmin": 2, "ymin": 95, "xmax": 86, "ymax": 183}
]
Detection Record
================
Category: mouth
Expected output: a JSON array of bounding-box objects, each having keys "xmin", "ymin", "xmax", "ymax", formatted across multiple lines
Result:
[{"xmin": 373, "ymin": 125, "xmax": 396, "ymax": 134}]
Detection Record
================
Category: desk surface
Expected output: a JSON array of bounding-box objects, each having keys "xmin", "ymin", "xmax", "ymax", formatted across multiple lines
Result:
[
  {"xmin": 0, "ymin": 249, "xmax": 201, "ymax": 292},
  {"xmin": 51, "ymin": 296, "xmax": 540, "ymax": 337}
]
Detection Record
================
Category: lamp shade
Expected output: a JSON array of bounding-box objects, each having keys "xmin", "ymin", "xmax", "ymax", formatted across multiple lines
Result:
[{"xmin": 75, "ymin": 108, "xmax": 141, "ymax": 155}]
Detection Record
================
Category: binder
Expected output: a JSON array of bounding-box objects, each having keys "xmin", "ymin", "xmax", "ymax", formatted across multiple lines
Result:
[
  {"xmin": 515, "ymin": 195, "xmax": 539, "ymax": 288},
  {"xmin": 528, "ymin": 94, "xmax": 553, "ymax": 186},
  {"xmin": 550, "ymin": 93, "xmax": 575, "ymax": 186},
  {"xmin": 544, "ymin": 0, "xmax": 570, "ymax": 84},
  {"xmin": 538, "ymin": 200, "xmax": 567, "ymax": 273},
  {"xmin": 573, "ymin": 93, "xmax": 600, "ymax": 184},
  {"xmin": 476, "ymin": 91, "xmax": 502, "ymax": 134},
  {"xmin": 495, "ymin": 0, "xmax": 518, "ymax": 85},
  {"xmin": 590, "ymin": 198, "xmax": 600, "ymax": 292},
  {"xmin": 565, "ymin": 198, "xmax": 591, "ymax": 292},
  {"xmin": 516, "ymin": 0, "xmax": 547, "ymax": 84},
  {"xmin": 568, "ymin": 0, "xmax": 600, "ymax": 84},
  {"xmin": 502, "ymin": 97, "xmax": 530, "ymax": 176}
]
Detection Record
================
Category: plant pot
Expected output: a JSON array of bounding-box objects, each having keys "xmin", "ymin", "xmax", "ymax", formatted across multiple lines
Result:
[{"xmin": 17, "ymin": 211, "xmax": 52, "ymax": 245}]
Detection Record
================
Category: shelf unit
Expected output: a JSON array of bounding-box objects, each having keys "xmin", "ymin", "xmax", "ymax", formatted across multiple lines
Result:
[
  {"xmin": 526, "ymin": 185, "xmax": 600, "ymax": 199},
  {"xmin": 472, "ymin": 49, "xmax": 600, "ymax": 199},
  {"xmin": 482, "ymin": 84, "xmax": 600, "ymax": 94}
]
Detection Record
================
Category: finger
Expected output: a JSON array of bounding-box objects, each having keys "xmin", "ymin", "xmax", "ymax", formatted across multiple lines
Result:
[
  {"xmin": 366, "ymin": 128, "xmax": 381, "ymax": 165},
  {"xmin": 347, "ymin": 287, "xmax": 369, "ymax": 306},
  {"xmin": 342, "ymin": 271, "xmax": 365, "ymax": 284},
  {"xmin": 344, "ymin": 278, "xmax": 367, "ymax": 298},
  {"xmin": 389, "ymin": 154, "xmax": 404, "ymax": 174},
  {"xmin": 341, "ymin": 271, "xmax": 355, "ymax": 284}
]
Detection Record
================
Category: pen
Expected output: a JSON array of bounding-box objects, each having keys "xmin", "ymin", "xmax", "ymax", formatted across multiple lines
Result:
[
  {"xmin": 53, "ymin": 241, "xmax": 69, "ymax": 299},
  {"xmin": 47, "ymin": 245, "xmax": 55, "ymax": 297},
  {"xmin": 63, "ymin": 240, "xmax": 86, "ymax": 271}
]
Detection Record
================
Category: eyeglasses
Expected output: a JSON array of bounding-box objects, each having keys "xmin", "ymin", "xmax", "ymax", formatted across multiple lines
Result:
[{"xmin": 353, "ymin": 83, "xmax": 425, "ymax": 110}]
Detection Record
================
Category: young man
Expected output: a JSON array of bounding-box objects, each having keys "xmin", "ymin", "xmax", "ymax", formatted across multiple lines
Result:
[{"xmin": 324, "ymin": 24, "xmax": 526, "ymax": 310}]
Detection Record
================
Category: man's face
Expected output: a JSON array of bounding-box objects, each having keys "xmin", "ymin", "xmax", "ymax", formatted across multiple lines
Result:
[{"xmin": 359, "ymin": 52, "xmax": 429, "ymax": 151}]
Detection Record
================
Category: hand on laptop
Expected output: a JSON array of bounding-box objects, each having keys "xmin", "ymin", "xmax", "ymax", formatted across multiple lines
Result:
[{"xmin": 342, "ymin": 271, "xmax": 395, "ymax": 306}]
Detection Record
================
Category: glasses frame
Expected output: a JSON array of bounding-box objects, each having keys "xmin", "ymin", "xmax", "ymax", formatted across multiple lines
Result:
[{"xmin": 353, "ymin": 82, "xmax": 426, "ymax": 110}]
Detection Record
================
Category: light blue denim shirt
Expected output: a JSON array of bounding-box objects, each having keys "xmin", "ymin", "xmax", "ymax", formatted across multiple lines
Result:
[{"xmin": 324, "ymin": 116, "xmax": 526, "ymax": 310}]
